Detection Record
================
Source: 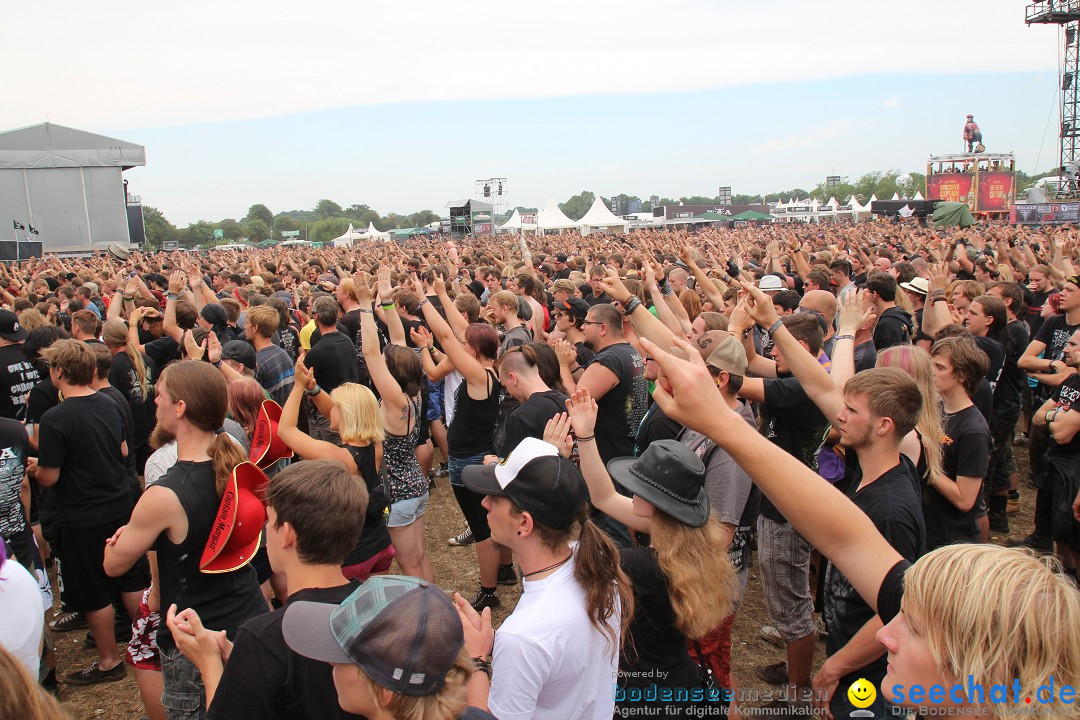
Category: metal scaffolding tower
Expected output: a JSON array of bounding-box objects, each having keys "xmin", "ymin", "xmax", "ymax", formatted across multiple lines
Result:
[{"xmin": 1028, "ymin": 1, "xmax": 1080, "ymax": 197}]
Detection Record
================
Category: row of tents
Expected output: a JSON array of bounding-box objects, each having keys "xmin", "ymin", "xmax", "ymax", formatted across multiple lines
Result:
[{"xmin": 498, "ymin": 197, "xmax": 631, "ymax": 235}]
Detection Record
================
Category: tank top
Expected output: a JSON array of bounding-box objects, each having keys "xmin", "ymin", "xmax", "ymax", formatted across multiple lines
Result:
[
  {"xmin": 446, "ymin": 369, "xmax": 501, "ymax": 458},
  {"xmin": 343, "ymin": 444, "xmax": 392, "ymax": 565},
  {"xmin": 381, "ymin": 396, "xmax": 428, "ymax": 503},
  {"xmin": 154, "ymin": 461, "xmax": 267, "ymax": 651}
]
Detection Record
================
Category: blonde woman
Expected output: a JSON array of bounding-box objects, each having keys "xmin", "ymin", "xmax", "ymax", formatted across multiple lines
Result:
[
  {"xmin": 877, "ymin": 346, "xmax": 945, "ymax": 489},
  {"xmin": 546, "ymin": 389, "xmax": 736, "ymax": 717},
  {"xmin": 639, "ymin": 335, "xmax": 1080, "ymax": 720},
  {"xmin": 279, "ymin": 359, "xmax": 394, "ymax": 581}
]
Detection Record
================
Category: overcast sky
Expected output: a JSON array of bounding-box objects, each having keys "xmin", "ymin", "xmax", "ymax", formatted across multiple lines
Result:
[{"xmin": 3, "ymin": 1, "xmax": 1061, "ymax": 225}]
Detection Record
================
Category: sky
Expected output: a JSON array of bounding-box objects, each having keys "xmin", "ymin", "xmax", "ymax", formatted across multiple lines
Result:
[{"xmin": 2, "ymin": 1, "xmax": 1064, "ymax": 226}]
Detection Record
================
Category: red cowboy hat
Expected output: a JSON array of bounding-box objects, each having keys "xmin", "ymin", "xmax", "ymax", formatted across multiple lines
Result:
[
  {"xmin": 200, "ymin": 462, "xmax": 269, "ymax": 574},
  {"xmin": 250, "ymin": 400, "xmax": 294, "ymax": 469}
]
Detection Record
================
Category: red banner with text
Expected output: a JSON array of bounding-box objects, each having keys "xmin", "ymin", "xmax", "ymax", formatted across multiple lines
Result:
[
  {"xmin": 977, "ymin": 172, "xmax": 1014, "ymax": 212},
  {"xmin": 927, "ymin": 173, "xmax": 975, "ymax": 209}
]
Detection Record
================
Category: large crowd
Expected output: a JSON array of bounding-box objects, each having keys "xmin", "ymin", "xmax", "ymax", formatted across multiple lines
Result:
[{"xmin": 0, "ymin": 219, "xmax": 1079, "ymax": 720}]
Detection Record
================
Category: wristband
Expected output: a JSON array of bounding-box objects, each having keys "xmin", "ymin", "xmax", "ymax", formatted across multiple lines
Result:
[
  {"xmin": 932, "ymin": 297, "xmax": 948, "ymax": 304},
  {"xmin": 305, "ymin": 384, "xmax": 322, "ymax": 397},
  {"xmin": 358, "ymin": 307, "xmax": 374, "ymax": 314},
  {"xmin": 767, "ymin": 318, "xmax": 784, "ymax": 335},
  {"xmin": 167, "ymin": 292, "xmax": 179, "ymax": 301},
  {"xmin": 576, "ymin": 434, "xmax": 595, "ymax": 443},
  {"xmin": 835, "ymin": 334, "xmax": 855, "ymax": 342},
  {"xmin": 1046, "ymin": 409, "xmax": 1059, "ymax": 424},
  {"xmin": 472, "ymin": 656, "xmax": 492, "ymax": 677},
  {"xmin": 416, "ymin": 299, "xmax": 429, "ymax": 311},
  {"xmin": 381, "ymin": 301, "xmax": 395, "ymax": 308},
  {"xmin": 623, "ymin": 297, "xmax": 642, "ymax": 315},
  {"xmin": 212, "ymin": 359, "xmax": 223, "ymax": 368}
]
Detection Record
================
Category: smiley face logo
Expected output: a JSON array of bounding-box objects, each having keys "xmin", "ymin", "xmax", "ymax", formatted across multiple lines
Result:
[{"xmin": 847, "ymin": 678, "xmax": 877, "ymax": 709}]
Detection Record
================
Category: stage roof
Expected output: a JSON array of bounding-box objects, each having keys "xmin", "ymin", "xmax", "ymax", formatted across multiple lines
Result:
[{"xmin": 0, "ymin": 122, "xmax": 146, "ymax": 170}]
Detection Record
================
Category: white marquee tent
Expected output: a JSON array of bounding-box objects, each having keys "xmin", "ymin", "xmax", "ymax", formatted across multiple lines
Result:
[
  {"xmin": 577, "ymin": 197, "xmax": 628, "ymax": 235},
  {"xmin": 536, "ymin": 199, "xmax": 579, "ymax": 232},
  {"xmin": 331, "ymin": 223, "xmax": 365, "ymax": 247},
  {"xmin": 361, "ymin": 222, "xmax": 390, "ymax": 240},
  {"xmin": 497, "ymin": 209, "xmax": 538, "ymax": 234}
]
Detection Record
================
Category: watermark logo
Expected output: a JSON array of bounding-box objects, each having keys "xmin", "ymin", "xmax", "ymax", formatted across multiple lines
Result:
[{"xmin": 848, "ymin": 678, "xmax": 878, "ymax": 717}]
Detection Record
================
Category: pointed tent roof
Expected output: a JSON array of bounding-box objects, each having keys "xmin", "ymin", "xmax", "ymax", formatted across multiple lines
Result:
[
  {"xmin": 362, "ymin": 222, "xmax": 390, "ymax": 239},
  {"xmin": 913, "ymin": 190, "xmax": 925, "ymax": 200},
  {"xmin": 536, "ymin": 199, "xmax": 579, "ymax": 230},
  {"xmin": 332, "ymin": 223, "xmax": 367, "ymax": 246},
  {"xmin": 499, "ymin": 209, "xmax": 523, "ymax": 229},
  {"xmin": 0, "ymin": 122, "xmax": 146, "ymax": 170},
  {"xmin": 891, "ymin": 192, "xmax": 901, "ymax": 201},
  {"xmin": 578, "ymin": 197, "xmax": 628, "ymax": 228}
]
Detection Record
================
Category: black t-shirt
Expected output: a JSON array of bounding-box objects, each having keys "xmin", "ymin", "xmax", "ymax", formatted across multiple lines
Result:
[
  {"xmin": 973, "ymin": 335, "xmax": 1005, "ymax": 424},
  {"xmin": 873, "ymin": 307, "xmax": 914, "ymax": 350},
  {"xmin": 277, "ymin": 325, "xmax": 301, "ymax": 363},
  {"xmin": 499, "ymin": 325, "xmax": 531, "ymax": 356},
  {"xmin": 853, "ymin": 341, "xmax": 877, "ymax": 373},
  {"xmin": 924, "ymin": 405, "xmax": 990, "ymax": 550},
  {"xmin": 617, "ymin": 547, "xmax": 702, "ymax": 700},
  {"xmin": 0, "ymin": 344, "xmax": 40, "ymax": 420},
  {"xmin": 500, "ymin": 390, "xmax": 568, "ymax": 458},
  {"xmin": 207, "ymin": 583, "xmax": 364, "ymax": 720},
  {"xmin": 591, "ymin": 342, "xmax": 650, "ymax": 463},
  {"xmin": 876, "ymin": 560, "xmax": 909, "ymax": 624},
  {"xmin": 574, "ymin": 341, "xmax": 596, "ymax": 369},
  {"xmin": 584, "ymin": 291, "xmax": 611, "ymax": 307},
  {"xmin": 634, "ymin": 400, "xmax": 683, "ymax": 457},
  {"xmin": 99, "ymin": 385, "xmax": 138, "ymax": 483},
  {"xmin": 338, "ymin": 310, "xmax": 362, "ymax": 349},
  {"xmin": 108, "ymin": 351, "xmax": 158, "ymax": 450},
  {"xmin": 305, "ymin": 330, "xmax": 359, "ymax": 393},
  {"xmin": 824, "ymin": 457, "xmax": 925, "ymax": 688},
  {"xmin": 0, "ymin": 417, "xmax": 29, "ymax": 542},
  {"xmin": 759, "ymin": 376, "xmax": 831, "ymax": 524},
  {"xmin": 38, "ymin": 392, "xmax": 131, "ymax": 527},
  {"xmin": 144, "ymin": 336, "xmax": 181, "ymax": 371},
  {"xmin": 1024, "ymin": 289, "xmax": 1052, "ymax": 340},
  {"xmin": 993, "ymin": 320, "xmax": 1030, "ymax": 421},
  {"xmin": 1049, "ymin": 375, "xmax": 1080, "ymax": 459},
  {"xmin": 1034, "ymin": 314, "xmax": 1080, "ymax": 400}
]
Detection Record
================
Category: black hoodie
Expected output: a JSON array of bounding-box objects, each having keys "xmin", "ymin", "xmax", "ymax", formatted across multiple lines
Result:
[{"xmin": 873, "ymin": 306, "xmax": 914, "ymax": 350}]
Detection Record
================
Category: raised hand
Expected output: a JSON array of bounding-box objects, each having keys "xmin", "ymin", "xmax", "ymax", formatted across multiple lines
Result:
[
  {"xmin": 738, "ymin": 280, "xmax": 780, "ymax": 329},
  {"xmin": 168, "ymin": 270, "xmax": 187, "ymax": 294},
  {"xmin": 543, "ymin": 412, "xmax": 575, "ymax": 458},
  {"xmin": 552, "ymin": 339, "xmax": 577, "ymax": 368},
  {"xmin": 599, "ymin": 266, "xmax": 632, "ymax": 304},
  {"xmin": 294, "ymin": 355, "xmax": 315, "ymax": 390},
  {"xmin": 564, "ymin": 388, "xmax": 598, "ymax": 438},
  {"xmin": 183, "ymin": 329, "xmax": 206, "ymax": 361},
  {"xmin": 410, "ymin": 325, "xmax": 433, "ymax": 348},
  {"xmin": 206, "ymin": 331, "xmax": 222, "ymax": 365},
  {"xmin": 837, "ymin": 289, "xmax": 872, "ymax": 336}
]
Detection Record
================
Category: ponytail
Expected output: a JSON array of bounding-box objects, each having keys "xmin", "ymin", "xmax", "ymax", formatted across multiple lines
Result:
[
  {"xmin": 210, "ymin": 432, "xmax": 247, "ymax": 498},
  {"xmin": 125, "ymin": 344, "xmax": 150, "ymax": 400},
  {"xmin": 573, "ymin": 511, "xmax": 634, "ymax": 657}
]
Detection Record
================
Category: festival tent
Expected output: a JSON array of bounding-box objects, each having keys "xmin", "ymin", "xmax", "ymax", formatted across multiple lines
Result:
[
  {"xmin": 695, "ymin": 211, "xmax": 731, "ymax": 221},
  {"xmin": 932, "ymin": 201, "xmax": 976, "ymax": 228},
  {"xmin": 731, "ymin": 210, "xmax": 773, "ymax": 221},
  {"xmin": 331, "ymin": 223, "xmax": 366, "ymax": 247},
  {"xmin": 361, "ymin": 222, "xmax": 391, "ymax": 240},
  {"xmin": 578, "ymin": 197, "xmax": 629, "ymax": 235},
  {"xmin": 536, "ymin": 199, "xmax": 579, "ymax": 232},
  {"xmin": 498, "ymin": 209, "xmax": 538, "ymax": 234},
  {"xmin": 913, "ymin": 190, "xmax": 925, "ymax": 200}
]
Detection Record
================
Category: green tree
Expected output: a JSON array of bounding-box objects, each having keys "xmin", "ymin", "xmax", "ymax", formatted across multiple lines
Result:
[
  {"xmin": 244, "ymin": 204, "xmax": 273, "ymax": 226},
  {"xmin": 383, "ymin": 213, "xmax": 407, "ymax": 230},
  {"xmin": 345, "ymin": 204, "xmax": 371, "ymax": 219},
  {"xmin": 141, "ymin": 206, "xmax": 181, "ymax": 250},
  {"xmin": 273, "ymin": 215, "xmax": 302, "ymax": 234},
  {"xmin": 559, "ymin": 191, "xmax": 595, "ymax": 221},
  {"xmin": 245, "ymin": 219, "xmax": 271, "ymax": 241},
  {"xmin": 216, "ymin": 219, "xmax": 244, "ymax": 241},
  {"xmin": 314, "ymin": 199, "xmax": 343, "ymax": 220},
  {"xmin": 310, "ymin": 218, "xmax": 350, "ymax": 243},
  {"xmin": 181, "ymin": 221, "xmax": 216, "ymax": 249},
  {"xmin": 406, "ymin": 210, "xmax": 440, "ymax": 228}
]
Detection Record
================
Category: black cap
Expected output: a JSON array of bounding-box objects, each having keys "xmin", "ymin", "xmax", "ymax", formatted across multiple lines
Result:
[
  {"xmin": 221, "ymin": 340, "xmax": 256, "ymax": 370},
  {"xmin": 558, "ymin": 297, "xmax": 589, "ymax": 322},
  {"xmin": 462, "ymin": 437, "xmax": 589, "ymax": 530},
  {"xmin": 555, "ymin": 253, "xmax": 568, "ymax": 263},
  {"xmin": 0, "ymin": 310, "xmax": 27, "ymax": 342}
]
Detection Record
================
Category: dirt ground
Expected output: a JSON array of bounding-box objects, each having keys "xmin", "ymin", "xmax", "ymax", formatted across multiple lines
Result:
[{"xmin": 55, "ymin": 445, "xmax": 1039, "ymax": 720}]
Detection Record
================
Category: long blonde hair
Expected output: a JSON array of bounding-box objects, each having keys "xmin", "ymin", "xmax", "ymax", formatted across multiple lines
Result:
[
  {"xmin": 877, "ymin": 346, "xmax": 944, "ymax": 487},
  {"xmin": 649, "ymin": 512, "xmax": 737, "ymax": 640},
  {"xmin": 330, "ymin": 383, "xmax": 384, "ymax": 446},
  {"xmin": 903, "ymin": 545, "xmax": 1080, "ymax": 719},
  {"xmin": 359, "ymin": 648, "xmax": 472, "ymax": 720},
  {"xmin": 0, "ymin": 644, "xmax": 68, "ymax": 720}
]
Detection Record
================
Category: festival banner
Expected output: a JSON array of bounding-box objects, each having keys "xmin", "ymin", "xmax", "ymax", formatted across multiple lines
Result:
[
  {"xmin": 1011, "ymin": 203, "xmax": 1080, "ymax": 226},
  {"xmin": 977, "ymin": 172, "xmax": 1014, "ymax": 212},
  {"xmin": 927, "ymin": 173, "xmax": 975, "ymax": 209}
]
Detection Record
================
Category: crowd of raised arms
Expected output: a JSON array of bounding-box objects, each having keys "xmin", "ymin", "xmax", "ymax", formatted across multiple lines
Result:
[{"xmin": 0, "ymin": 217, "xmax": 1078, "ymax": 720}]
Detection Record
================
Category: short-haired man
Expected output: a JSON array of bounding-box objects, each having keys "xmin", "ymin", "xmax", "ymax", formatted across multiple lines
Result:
[
  {"xmin": 829, "ymin": 260, "xmax": 856, "ymax": 302},
  {"xmin": 552, "ymin": 297, "xmax": 595, "ymax": 373},
  {"xmin": 744, "ymin": 283, "xmax": 925, "ymax": 716},
  {"xmin": 305, "ymin": 295, "xmax": 359, "ymax": 443},
  {"xmin": 244, "ymin": 305, "xmax": 294, "ymax": 406},
  {"xmin": 164, "ymin": 459, "xmax": 369, "ymax": 720},
  {"xmin": 487, "ymin": 290, "xmax": 531, "ymax": 356},
  {"xmin": 583, "ymin": 266, "xmax": 611, "ymax": 306},
  {"xmin": 35, "ymin": 339, "xmax": 148, "ymax": 686},
  {"xmin": 70, "ymin": 308, "xmax": 102, "ymax": 343},
  {"xmin": 0, "ymin": 310, "xmax": 40, "ymax": 420},
  {"xmin": 927, "ymin": 336, "xmax": 991, "ymax": 549},
  {"xmin": 866, "ymin": 273, "xmax": 913, "ymax": 350}
]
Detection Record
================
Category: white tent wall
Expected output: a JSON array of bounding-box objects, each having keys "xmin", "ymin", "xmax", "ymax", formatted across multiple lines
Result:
[
  {"xmin": 577, "ymin": 197, "xmax": 628, "ymax": 236},
  {"xmin": 0, "ymin": 166, "xmax": 130, "ymax": 251},
  {"xmin": 536, "ymin": 199, "xmax": 579, "ymax": 232}
]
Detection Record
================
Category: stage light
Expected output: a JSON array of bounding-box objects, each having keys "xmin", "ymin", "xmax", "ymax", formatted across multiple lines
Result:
[
  {"xmin": 1068, "ymin": 27, "xmax": 1077, "ymax": 46},
  {"xmin": 1065, "ymin": 72, "xmax": 1073, "ymax": 91},
  {"xmin": 498, "ymin": 182, "xmax": 503, "ymax": 196},
  {"xmin": 483, "ymin": 183, "xmax": 490, "ymax": 197}
]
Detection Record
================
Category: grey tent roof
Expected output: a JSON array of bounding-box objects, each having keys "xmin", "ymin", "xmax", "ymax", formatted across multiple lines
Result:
[
  {"xmin": 444, "ymin": 199, "xmax": 493, "ymax": 211},
  {"xmin": 0, "ymin": 122, "xmax": 146, "ymax": 170}
]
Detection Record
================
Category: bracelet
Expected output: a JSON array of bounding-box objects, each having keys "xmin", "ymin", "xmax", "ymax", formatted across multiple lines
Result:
[
  {"xmin": 932, "ymin": 297, "xmax": 948, "ymax": 304},
  {"xmin": 358, "ymin": 308, "xmax": 374, "ymax": 314},
  {"xmin": 167, "ymin": 292, "xmax": 179, "ymax": 301},
  {"xmin": 575, "ymin": 434, "xmax": 595, "ymax": 443},
  {"xmin": 416, "ymin": 299, "xmax": 429, "ymax": 311},
  {"xmin": 305, "ymin": 384, "xmax": 322, "ymax": 397},
  {"xmin": 767, "ymin": 318, "xmax": 784, "ymax": 335},
  {"xmin": 623, "ymin": 297, "xmax": 642, "ymax": 315},
  {"xmin": 472, "ymin": 656, "xmax": 492, "ymax": 677},
  {"xmin": 212, "ymin": 359, "xmax": 223, "ymax": 368},
  {"xmin": 381, "ymin": 301, "xmax": 395, "ymax": 308},
  {"xmin": 835, "ymin": 334, "xmax": 855, "ymax": 342}
]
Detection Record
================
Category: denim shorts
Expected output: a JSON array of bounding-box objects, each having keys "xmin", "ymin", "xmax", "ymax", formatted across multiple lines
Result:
[
  {"xmin": 160, "ymin": 645, "xmax": 206, "ymax": 720},
  {"xmin": 388, "ymin": 492, "xmax": 430, "ymax": 528},
  {"xmin": 426, "ymin": 379, "xmax": 445, "ymax": 422},
  {"xmin": 448, "ymin": 452, "xmax": 486, "ymax": 488}
]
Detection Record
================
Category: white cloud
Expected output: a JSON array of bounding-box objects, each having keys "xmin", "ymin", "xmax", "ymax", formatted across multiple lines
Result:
[
  {"xmin": 752, "ymin": 121, "xmax": 852, "ymax": 153},
  {"xmin": 1, "ymin": 0, "xmax": 1053, "ymax": 131},
  {"xmin": 880, "ymin": 97, "xmax": 901, "ymax": 108}
]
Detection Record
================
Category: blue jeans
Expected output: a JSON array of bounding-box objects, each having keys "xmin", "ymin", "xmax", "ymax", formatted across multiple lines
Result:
[
  {"xmin": 160, "ymin": 645, "xmax": 205, "ymax": 720},
  {"xmin": 448, "ymin": 452, "xmax": 486, "ymax": 488}
]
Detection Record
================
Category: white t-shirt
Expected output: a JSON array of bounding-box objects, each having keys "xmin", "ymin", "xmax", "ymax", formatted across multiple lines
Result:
[
  {"xmin": 489, "ymin": 553, "xmax": 620, "ymax": 720},
  {"xmin": 0, "ymin": 557, "xmax": 46, "ymax": 678},
  {"xmin": 443, "ymin": 369, "xmax": 464, "ymax": 428}
]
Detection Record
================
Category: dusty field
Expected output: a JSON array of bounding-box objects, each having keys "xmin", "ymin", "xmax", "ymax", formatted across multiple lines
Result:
[{"xmin": 55, "ymin": 446, "xmax": 1039, "ymax": 719}]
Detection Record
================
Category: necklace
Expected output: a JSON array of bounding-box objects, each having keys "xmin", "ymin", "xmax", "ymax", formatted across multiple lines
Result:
[{"xmin": 521, "ymin": 554, "xmax": 572, "ymax": 579}]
